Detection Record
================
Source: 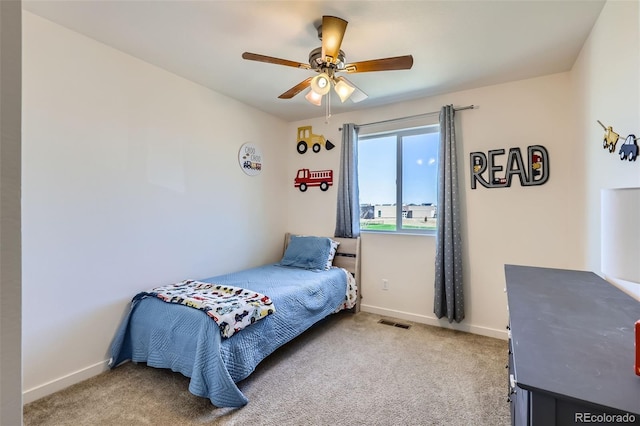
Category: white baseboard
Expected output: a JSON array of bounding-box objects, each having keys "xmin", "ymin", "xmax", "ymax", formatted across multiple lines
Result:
[
  {"xmin": 605, "ymin": 276, "xmax": 640, "ymax": 301},
  {"xmin": 23, "ymin": 359, "xmax": 110, "ymax": 404},
  {"xmin": 361, "ymin": 304, "xmax": 508, "ymax": 340}
]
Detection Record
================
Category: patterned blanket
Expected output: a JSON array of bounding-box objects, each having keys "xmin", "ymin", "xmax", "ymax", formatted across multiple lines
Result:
[{"xmin": 142, "ymin": 280, "xmax": 275, "ymax": 338}]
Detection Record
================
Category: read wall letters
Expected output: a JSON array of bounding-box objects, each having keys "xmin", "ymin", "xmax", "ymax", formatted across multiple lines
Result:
[{"xmin": 470, "ymin": 145, "xmax": 549, "ymax": 189}]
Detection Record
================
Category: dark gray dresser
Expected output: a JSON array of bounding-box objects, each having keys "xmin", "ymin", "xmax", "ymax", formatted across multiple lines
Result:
[{"xmin": 505, "ymin": 265, "xmax": 640, "ymax": 425}]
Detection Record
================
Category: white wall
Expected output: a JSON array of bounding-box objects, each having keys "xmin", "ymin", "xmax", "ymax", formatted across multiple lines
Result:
[
  {"xmin": 286, "ymin": 72, "xmax": 580, "ymax": 338},
  {"xmin": 21, "ymin": 12, "xmax": 290, "ymax": 402},
  {"xmin": 0, "ymin": 1, "xmax": 23, "ymax": 424},
  {"xmin": 571, "ymin": 0, "xmax": 640, "ymax": 278}
]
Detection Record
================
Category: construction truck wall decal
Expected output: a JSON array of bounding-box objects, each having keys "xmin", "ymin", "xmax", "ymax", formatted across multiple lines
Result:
[
  {"xmin": 597, "ymin": 120, "xmax": 639, "ymax": 163},
  {"xmin": 296, "ymin": 126, "xmax": 335, "ymax": 154},
  {"xmin": 599, "ymin": 121, "xmax": 620, "ymax": 153},
  {"xmin": 294, "ymin": 169, "xmax": 333, "ymax": 192}
]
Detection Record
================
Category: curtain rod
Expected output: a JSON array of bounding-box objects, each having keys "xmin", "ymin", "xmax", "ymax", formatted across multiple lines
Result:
[{"xmin": 339, "ymin": 105, "xmax": 475, "ymax": 131}]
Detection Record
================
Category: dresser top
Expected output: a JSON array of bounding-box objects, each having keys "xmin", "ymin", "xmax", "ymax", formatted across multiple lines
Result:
[{"xmin": 505, "ymin": 264, "xmax": 640, "ymax": 415}]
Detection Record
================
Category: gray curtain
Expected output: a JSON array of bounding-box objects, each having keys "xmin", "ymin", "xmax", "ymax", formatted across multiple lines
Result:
[
  {"xmin": 334, "ymin": 123, "xmax": 360, "ymax": 238},
  {"xmin": 434, "ymin": 105, "xmax": 464, "ymax": 323}
]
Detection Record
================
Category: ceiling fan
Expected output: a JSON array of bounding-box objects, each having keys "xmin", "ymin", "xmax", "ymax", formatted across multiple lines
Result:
[{"xmin": 241, "ymin": 15, "xmax": 414, "ymax": 106}]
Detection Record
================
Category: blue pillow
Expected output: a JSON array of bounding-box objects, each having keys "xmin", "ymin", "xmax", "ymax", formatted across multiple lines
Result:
[{"xmin": 280, "ymin": 236, "xmax": 333, "ymax": 271}]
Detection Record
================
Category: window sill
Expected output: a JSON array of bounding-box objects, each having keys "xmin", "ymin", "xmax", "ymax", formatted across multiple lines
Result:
[{"xmin": 360, "ymin": 230, "xmax": 436, "ymax": 237}]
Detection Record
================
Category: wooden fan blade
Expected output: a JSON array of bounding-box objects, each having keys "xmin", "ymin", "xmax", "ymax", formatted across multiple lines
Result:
[
  {"xmin": 344, "ymin": 55, "xmax": 414, "ymax": 73},
  {"xmin": 278, "ymin": 77, "xmax": 313, "ymax": 99},
  {"xmin": 242, "ymin": 52, "xmax": 310, "ymax": 70},
  {"xmin": 321, "ymin": 16, "xmax": 348, "ymax": 65},
  {"xmin": 335, "ymin": 76, "xmax": 368, "ymax": 103}
]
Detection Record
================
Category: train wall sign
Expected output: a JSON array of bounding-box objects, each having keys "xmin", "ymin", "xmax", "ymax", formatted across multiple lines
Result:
[
  {"xmin": 238, "ymin": 142, "xmax": 263, "ymax": 176},
  {"xmin": 470, "ymin": 145, "xmax": 549, "ymax": 189}
]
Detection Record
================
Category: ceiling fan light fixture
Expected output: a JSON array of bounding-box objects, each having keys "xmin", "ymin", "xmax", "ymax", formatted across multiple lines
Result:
[
  {"xmin": 334, "ymin": 79, "xmax": 355, "ymax": 102},
  {"xmin": 242, "ymin": 15, "xmax": 411, "ymax": 112},
  {"xmin": 310, "ymin": 73, "xmax": 331, "ymax": 95},
  {"xmin": 305, "ymin": 89, "xmax": 323, "ymax": 106},
  {"xmin": 348, "ymin": 89, "xmax": 368, "ymax": 103}
]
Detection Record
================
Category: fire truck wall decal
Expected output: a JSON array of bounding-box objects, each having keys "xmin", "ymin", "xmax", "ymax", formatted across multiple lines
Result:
[
  {"xmin": 296, "ymin": 126, "xmax": 335, "ymax": 154},
  {"xmin": 597, "ymin": 120, "xmax": 639, "ymax": 162},
  {"xmin": 470, "ymin": 145, "xmax": 549, "ymax": 189},
  {"xmin": 294, "ymin": 169, "xmax": 333, "ymax": 192},
  {"xmin": 238, "ymin": 142, "xmax": 263, "ymax": 176}
]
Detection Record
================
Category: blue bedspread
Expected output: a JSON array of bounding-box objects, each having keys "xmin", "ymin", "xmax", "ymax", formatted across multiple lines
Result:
[{"xmin": 109, "ymin": 264, "xmax": 349, "ymax": 407}]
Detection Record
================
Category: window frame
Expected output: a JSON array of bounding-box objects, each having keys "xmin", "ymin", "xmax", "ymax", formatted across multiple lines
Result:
[{"xmin": 358, "ymin": 124, "xmax": 440, "ymax": 235}]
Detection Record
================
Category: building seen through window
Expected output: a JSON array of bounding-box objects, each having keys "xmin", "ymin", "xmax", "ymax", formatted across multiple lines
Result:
[{"xmin": 358, "ymin": 125, "xmax": 439, "ymax": 233}]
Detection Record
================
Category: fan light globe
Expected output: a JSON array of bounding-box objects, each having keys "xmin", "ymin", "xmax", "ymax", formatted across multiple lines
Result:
[
  {"xmin": 310, "ymin": 73, "xmax": 331, "ymax": 95},
  {"xmin": 334, "ymin": 79, "xmax": 355, "ymax": 102},
  {"xmin": 305, "ymin": 89, "xmax": 323, "ymax": 106}
]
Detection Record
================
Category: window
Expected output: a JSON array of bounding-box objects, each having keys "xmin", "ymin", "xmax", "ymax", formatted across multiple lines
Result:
[{"xmin": 358, "ymin": 125, "xmax": 439, "ymax": 233}]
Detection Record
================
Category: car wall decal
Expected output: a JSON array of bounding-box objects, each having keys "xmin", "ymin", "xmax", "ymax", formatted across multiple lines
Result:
[
  {"xmin": 597, "ymin": 121, "xmax": 638, "ymax": 163},
  {"xmin": 618, "ymin": 135, "xmax": 638, "ymax": 162}
]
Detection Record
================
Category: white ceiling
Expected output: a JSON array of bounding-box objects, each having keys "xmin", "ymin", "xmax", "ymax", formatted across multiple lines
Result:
[{"xmin": 23, "ymin": 0, "xmax": 605, "ymax": 122}]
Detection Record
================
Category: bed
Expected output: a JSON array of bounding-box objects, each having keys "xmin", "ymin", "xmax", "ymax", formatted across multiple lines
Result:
[{"xmin": 108, "ymin": 233, "xmax": 360, "ymax": 407}]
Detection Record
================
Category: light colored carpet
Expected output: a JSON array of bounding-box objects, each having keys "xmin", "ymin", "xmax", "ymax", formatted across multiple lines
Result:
[{"xmin": 24, "ymin": 312, "xmax": 510, "ymax": 426}]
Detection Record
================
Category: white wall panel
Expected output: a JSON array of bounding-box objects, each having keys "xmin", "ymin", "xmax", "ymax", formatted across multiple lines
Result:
[
  {"xmin": 286, "ymin": 73, "xmax": 579, "ymax": 339},
  {"xmin": 21, "ymin": 11, "xmax": 289, "ymax": 401},
  {"xmin": 570, "ymin": 0, "xmax": 640, "ymax": 275}
]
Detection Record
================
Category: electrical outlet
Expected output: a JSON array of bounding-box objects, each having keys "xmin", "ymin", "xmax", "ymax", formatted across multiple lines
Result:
[{"xmin": 382, "ymin": 279, "xmax": 389, "ymax": 291}]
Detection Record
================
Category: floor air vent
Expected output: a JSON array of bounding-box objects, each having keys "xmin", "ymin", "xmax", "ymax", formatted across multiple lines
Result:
[{"xmin": 378, "ymin": 319, "xmax": 411, "ymax": 329}]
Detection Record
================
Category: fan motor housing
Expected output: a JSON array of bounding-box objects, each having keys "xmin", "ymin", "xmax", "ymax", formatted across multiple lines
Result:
[{"xmin": 308, "ymin": 47, "xmax": 346, "ymax": 72}]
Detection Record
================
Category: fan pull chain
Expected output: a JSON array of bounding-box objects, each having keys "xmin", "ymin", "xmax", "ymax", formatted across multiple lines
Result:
[{"xmin": 325, "ymin": 89, "xmax": 332, "ymax": 124}]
